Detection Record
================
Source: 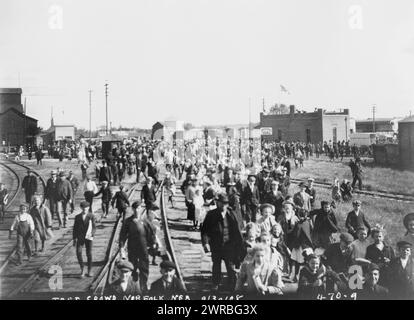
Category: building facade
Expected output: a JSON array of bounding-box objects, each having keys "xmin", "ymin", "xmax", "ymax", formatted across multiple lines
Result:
[
  {"xmin": 259, "ymin": 106, "xmax": 350, "ymax": 144},
  {"xmin": 399, "ymin": 116, "xmax": 414, "ymax": 171},
  {"xmin": 356, "ymin": 118, "xmax": 402, "ymax": 134},
  {"xmin": 0, "ymin": 88, "xmax": 38, "ymax": 148}
]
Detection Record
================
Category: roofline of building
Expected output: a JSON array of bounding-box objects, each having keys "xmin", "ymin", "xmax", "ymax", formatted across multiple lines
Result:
[
  {"xmin": 0, "ymin": 107, "xmax": 38, "ymax": 122},
  {"xmin": 0, "ymin": 88, "xmax": 22, "ymax": 94}
]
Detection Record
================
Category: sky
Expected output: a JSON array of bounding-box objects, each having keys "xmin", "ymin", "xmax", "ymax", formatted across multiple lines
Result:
[{"xmin": 1, "ymin": 0, "xmax": 414, "ymax": 130}]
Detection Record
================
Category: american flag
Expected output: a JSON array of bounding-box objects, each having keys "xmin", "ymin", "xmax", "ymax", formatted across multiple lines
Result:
[{"xmin": 280, "ymin": 84, "xmax": 290, "ymax": 94}]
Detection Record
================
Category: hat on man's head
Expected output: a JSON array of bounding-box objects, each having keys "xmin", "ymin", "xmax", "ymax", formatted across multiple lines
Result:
[
  {"xmin": 271, "ymin": 180, "xmax": 279, "ymax": 185},
  {"xmin": 368, "ymin": 263, "xmax": 380, "ymax": 273},
  {"xmin": 340, "ymin": 232, "xmax": 354, "ymax": 244},
  {"xmin": 215, "ymin": 193, "xmax": 229, "ymax": 204},
  {"xmin": 226, "ymin": 181, "xmax": 236, "ymax": 186},
  {"xmin": 160, "ymin": 260, "xmax": 176, "ymax": 270},
  {"xmin": 320, "ymin": 200, "xmax": 330, "ymax": 207},
  {"xmin": 397, "ymin": 240, "xmax": 412, "ymax": 249},
  {"xmin": 298, "ymin": 181, "xmax": 306, "ymax": 187},
  {"xmin": 403, "ymin": 213, "xmax": 414, "ymax": 230},
  {"xmin": 117, "ymin": 259, "xmax": 134, "ymax": 272},
  {"xmin": 308, "ymin": 178, "xmax": 315, "ymax": 182},
  {"xmin": 51, "ymin": 170, "xmax": 57, "ymax": 175},
  {"xmin": 59, "ymin": 171, "xmax": 66, "ymax": 177},
  {"xmin": 132, "ymin": 201, "xmax": 141, "ymax": 209},
  {"xmin": 80, "ymin": 201, "xmax": 90, "ymax": 209},
  {"xmin": 102, "ymin": 180, "xmax": 109, "ymax": 185},
  {"xmin": 262, "ymin": 168, "xmax": 270, "ymax": 174},
  {"xmin": 247, "ymin": 174, "xmax": 257, "ymax": 179},
  {"xmin": 282, "ymin": 198, "xmax": 295, "ymax": 207},
  {"xmin": 282, "ymin": 167, "xmax": 288, "ymax": 171},
  {"xmin": 353, "ymin": 200, "xmax": 362, "ymax": 206}
]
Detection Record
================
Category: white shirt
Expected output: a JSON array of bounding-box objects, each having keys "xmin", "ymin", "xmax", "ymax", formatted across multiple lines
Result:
[
  {"xmin": 10, "ymin": 213, "xmax": 35, "ymax": 233},
  {"xmin": 401, "ymin": 257, "xmax": 409, "ymax": 269},
  {"xmin": 84, "ymin": 180, "xmax": 98, "ymax": 193}
]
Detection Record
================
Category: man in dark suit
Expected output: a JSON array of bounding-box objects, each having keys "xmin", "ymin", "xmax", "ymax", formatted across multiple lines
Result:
[
  {"xmin": 22, "ymin": 170, "xmax": 37, "ymax": 204},
  {"xmin": 388, "ymin": 241, "xmax": 414, "ymax": 299},
  {"xmin": 45, "ymin": 170, "xmax": 59, "ymax": 226},
  {"xmin": 111, "ymin": 185, "xmax": 130, "ymax": 222},
  {"xmin": 68, "ymin": 171, "xmax": 79, "ymax": 213},
  {"xmin": 119, "ymin": 201, "xmax": 157, "ymax": 293},
  {"xmin": 73, "ymin": 201, "xmax": 96, "ymax": 277},
  {"xmin": 311, "ymin": 201, "xmax": 339, "ymax": 249},
  {"xmin": 149, "ymin": 260, "xmax": 186, "ymax": 296},
  {"xmin": 201, "ymin": 193, "xmax": 243, "ymax": 291},
  {"xmin": 57, "ymin": 172, "xmax": 73, "ymax": 228},
  {"xmin": 345, "ymin": 200, "xmax": 371, "ymax": 239},
  {"xmin": 360, "ymin": 263, "xmax": 389, "ymax": 299},
  {"xmin": 141, "ymin": 177, "xmax": 157, "ymax": 209},
  {"xmin": 94, "ymin": 180, "xmax": 113, "ymax": 218},
  {"xmin": 99, "ymin": 161, "xmax": 112, "ymax": 184},
  {"xmin": 106, "ymin": 259, "xmax": 141, "ymax": 296},
  {"xmin": 240, "ymin": 174, "xmax": 260, "ymax": 223}
]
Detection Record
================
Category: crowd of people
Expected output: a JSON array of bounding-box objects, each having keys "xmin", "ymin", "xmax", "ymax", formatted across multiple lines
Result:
[{"xmin": 1, "ymin": 136, "xmax": 412, "ymax": 300}]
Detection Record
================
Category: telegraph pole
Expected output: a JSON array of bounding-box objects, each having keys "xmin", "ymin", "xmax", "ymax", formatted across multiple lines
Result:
[
  {"xmin": 372, "ymin": 105, "xmax": 376, "ymax": 133},
  {"xmin": 105, "ymin": 82, "xmax": 109, "ymax": 135},
  {"xmin": 89, "ymin": 90, "xmax": 92, "ymax": 139}
]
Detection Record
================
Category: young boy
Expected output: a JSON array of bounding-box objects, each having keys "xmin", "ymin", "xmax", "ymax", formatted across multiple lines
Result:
[{"xmin": 10, "ymin": 204, "xmax": 35, "ymax": 264}]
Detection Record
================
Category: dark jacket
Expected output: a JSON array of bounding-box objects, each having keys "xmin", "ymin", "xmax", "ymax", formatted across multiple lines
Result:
[
  {"xmin": 45, "ymin": 178, "xmax": 59, "ymax": 200},
  {"xmin": 141, "ymin": 184, "xmax": 156, "ymax": 206},
  {"xmin": 99, "ymin": 166, "xmax": 112, "ymax": 182},
  {"xmin": 241, "ymin": 184, "xmax": 260, "ymax": 207},
  {"xmin": 149, "ymin": 276, "xmax": 186, "ymax": 296},
  {"xmin": 69, "ymin": 176, "xmax": 79, "ymax": 193},
  {"xmin": 388, "ymin": 257, "xmax": 414, "ymax": 299},
  {"xmin": 111, "ymin": 191, "xmax": 130, "ymax": 210},
  {"xmin": 73, "ymin": 212, "xmax": 97, "ymax": 245},
  {"xmin": 22, "ymin": 175, "xmax": 37, "ymax": 194},
  {"xmin": 200, "ymin": 208, "xmax": 243, "ymax": 257},
  {"xmin": 323, "ymin": 243, "xmax": 353, "ymax": 274},
  {"xmin": 264, "ymin": 191, "xmax": 284, "ymax": 217},
  {"xmin": 57, "ymin": 179, "xmax": 73, "ymax": 202},
  {"xmin": 345, "ymin": 210, "xmax": 371, "ymax": 238},
  {"xmin": 360, "ymin": 283, "xmax": 389, "ymax": 300},
  {"xmin": 119, "ymin": 216, "xmax": 156, "ymax": 256},
  {"xmin": 107, "ymin": 277, "xmax": 141, "ymax": 296},
  {"xmin": 312, "ymin": 209, "xmax": 338, "ymax": 248}
]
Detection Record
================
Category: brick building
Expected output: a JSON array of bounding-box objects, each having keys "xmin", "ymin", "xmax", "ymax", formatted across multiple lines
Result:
[
  {"xmin": 259, "ymin": 105, "xmax": 350, "ymax": 144},
  {"xmin": 0, "ymin": 88, "xmax": 38, "ymax": 149}
]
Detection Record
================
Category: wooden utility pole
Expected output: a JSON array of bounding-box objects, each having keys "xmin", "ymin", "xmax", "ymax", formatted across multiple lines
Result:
[
  {"xmin": 105, "ymin": 82, "xmax": 109, "ymax": 135},
  {"xmin": 372, "ymin": 105, "xmax": 376, "ymax": 133},
  {"xmin": 89, "ymin": 90, "xmax": 92, "ymax": 139}
]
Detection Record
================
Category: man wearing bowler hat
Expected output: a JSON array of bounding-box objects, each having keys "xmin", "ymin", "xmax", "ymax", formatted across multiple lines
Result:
[
  {"xmin": 45, "ymin": 170, "xmax": 59, "ymax": 227},
  {"xmin": 201, "ymin": 192, "xmax": 243, "ymax": 292},
  {"xmin": 73, "ymin": 201, "xmax": 96, "ymax": 277},
  {"xmin": 149, "ymin": 260, "xmax": 186, "ymax": 296},
  {"xmin": 119, "ymin": 201, "xmax": 157, "ymax": 293},
  {"xmin": 107, "ymin": 259, "xmax": 141, "ymax": 295}
]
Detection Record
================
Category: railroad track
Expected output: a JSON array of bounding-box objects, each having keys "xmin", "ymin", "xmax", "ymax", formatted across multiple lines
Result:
[
  {"xmin": 289, "ymin": 178, "xmax": 414, "ymax": 203},
  {"xmin": 4, "ymin": 178, "xmax": 140, "ymax": 299},
  {"xmin": 0, "ymin": 160, "xmax": 47, "ymax": 274},
  {"xmin": 96, "ymin": 168, "xmax": 186, "ymax": 295}
]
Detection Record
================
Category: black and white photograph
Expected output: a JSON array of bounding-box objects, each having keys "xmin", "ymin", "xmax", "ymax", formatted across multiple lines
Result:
[{"xmin": 0, "ymin": 0, "xmax": 414, "ymax": 305}]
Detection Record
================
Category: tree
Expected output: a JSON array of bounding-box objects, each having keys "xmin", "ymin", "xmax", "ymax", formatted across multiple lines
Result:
[{"xmin": 269, "ymin": 103, "xmax": 289, "ymax": 115}]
